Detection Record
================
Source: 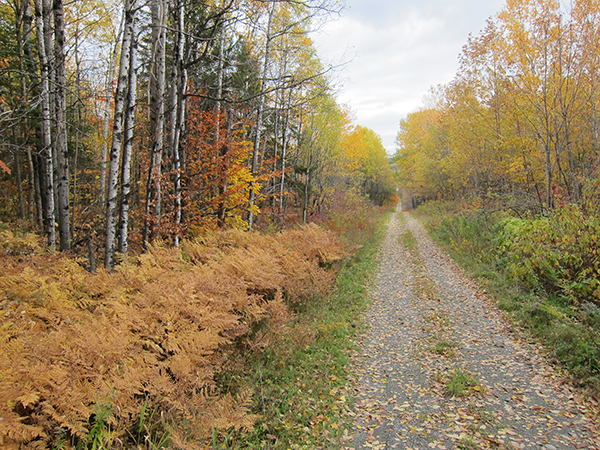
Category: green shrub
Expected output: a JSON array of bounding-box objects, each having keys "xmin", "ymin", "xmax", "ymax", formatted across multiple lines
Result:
[{"xmin": 498, "ymin": 183, "xmax": 600, "ymax": 305}]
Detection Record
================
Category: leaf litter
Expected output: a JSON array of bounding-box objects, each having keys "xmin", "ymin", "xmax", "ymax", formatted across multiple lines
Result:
[{"xmin": 349, "ymin": 211, "xmax": 600, "ymax": 449}]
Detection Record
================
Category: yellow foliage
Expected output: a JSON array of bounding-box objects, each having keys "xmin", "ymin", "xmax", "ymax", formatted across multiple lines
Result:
[{"xmin": 397, "ymin": 0, "xmax": 600, "ymax": 208}]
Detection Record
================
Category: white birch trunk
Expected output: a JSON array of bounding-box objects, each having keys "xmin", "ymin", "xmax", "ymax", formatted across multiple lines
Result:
[
  {"xmin": 105, "ymin": 0, "xmax": 136, "ymax": 270},
  {"xmin": 143, "ymin": 0, "xmax": 167, "ymax": 249},
  {"xmin": 170, "ymin": 0, "xmax": 186, "ymax": 247},
  {"xmin": 33, "ymin": 0, "xmax": 55, "ymax": 248},
  {"xmin": 279, "ymin": 89, "xmax": 293, "ymax": 213},
  {"xmin": 42, "ymin": 0, "xmax": 56, "ymax": 212},
  {"xmin": 117, "ymin": 11, "xmax": 139, "ymax": 255},
  {"xmin": 53, "ymin": 0, "xmax": 71, "ymax": 250},
  {"xmin": 248, "ymin": 1, "xmax": 275, "ymax": 230},
  {"xmin": 101, "ymin": 31, "xmax": 122, "ymax": 205}
]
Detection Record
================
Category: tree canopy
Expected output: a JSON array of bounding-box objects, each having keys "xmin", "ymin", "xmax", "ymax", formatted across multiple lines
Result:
[{"xmin": 396, "ymin": 0, "xmax": 600, "ymax": 214}]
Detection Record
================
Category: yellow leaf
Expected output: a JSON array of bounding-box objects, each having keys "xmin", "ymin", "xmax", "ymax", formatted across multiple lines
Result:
[{"xmin": 16, "ymin": 392, "xmax": 40, "ymax": 408}]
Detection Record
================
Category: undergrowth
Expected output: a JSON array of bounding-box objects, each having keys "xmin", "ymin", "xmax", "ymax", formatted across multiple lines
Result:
[
  {"xmin": 0, "ymin": 191, "xmax": 393, "ymax": 449},
  {"xmin": 413, "ymin": 196, "xmax": 600, "ymax": 397},
  {"xmin": 0, "ymin": 223, "xmax": 348, "ymax": 449}
]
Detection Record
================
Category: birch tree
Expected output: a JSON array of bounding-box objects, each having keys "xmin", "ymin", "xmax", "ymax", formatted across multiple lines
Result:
[
  {"xmin": 170, "ymin": 0, "xmax": 187, "ymax": 246},
  {"xmin": 248, "ymin": 1, "xmax": 275, "ymax": 230},
  {"xmin": 52, "ymin": 0, "xmax": 71, "ymax": 250},
  {"xmin": 117, "ymin": 5, "xmax": 139, "ymax": 255},
  {"xmin": 105, "ymin": 0, "xmax": 139, "ymax": 270},
  {"xmin": 143, "ymin": 0, "xmax": 167, "ymax": 249},
  {"xmin": 33, "ymin": 0, "xmax": 55, "ymax": 247}
]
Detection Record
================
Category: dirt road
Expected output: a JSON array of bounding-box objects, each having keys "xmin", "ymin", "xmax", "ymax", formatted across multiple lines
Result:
[{"xmin": 351, "ymin": 211, "xmax": 598, "ymax": 449}]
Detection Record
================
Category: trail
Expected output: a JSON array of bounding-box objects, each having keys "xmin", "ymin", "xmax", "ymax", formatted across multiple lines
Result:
[{"xmin": 350, "ymin": 211, "xmax": 599, "ymax": 450}]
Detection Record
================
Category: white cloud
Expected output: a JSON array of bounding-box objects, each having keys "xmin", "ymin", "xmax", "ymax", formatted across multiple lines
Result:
[{"xmin": 312, "ymin": 0, "xmax": 506, "ymax": 153}]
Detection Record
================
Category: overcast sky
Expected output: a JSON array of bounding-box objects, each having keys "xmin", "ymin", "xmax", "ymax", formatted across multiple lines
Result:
[{"xmin": 311, "ymin": 0, "xmax": 506, "ymax": 154}]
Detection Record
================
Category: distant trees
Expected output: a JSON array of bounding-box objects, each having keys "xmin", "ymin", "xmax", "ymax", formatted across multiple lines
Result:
[
  {"xmin": 396, "ymin": 0, "xmax": 600, "ymax": 214},
  {"xmin": 0, "ymin": 0, "xmax": 396, "ymax": 268}
]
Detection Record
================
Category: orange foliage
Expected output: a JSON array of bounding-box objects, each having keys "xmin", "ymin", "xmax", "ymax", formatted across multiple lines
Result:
[
  {"xmin": 0, "ymin": 223, "xmax": 346, "ymax": 448},
  {"xmin": 185, "ymin": 102, "xmax": 254, "ymax": 233},
  {"xmin": 0, "ymin": 160, "xmax": 9, "ymax": 175}
]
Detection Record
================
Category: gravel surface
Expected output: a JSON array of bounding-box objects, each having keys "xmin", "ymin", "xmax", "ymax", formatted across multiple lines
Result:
[{"xmin": 350, "ymin": 211, "xmax": 599, "ymax": 450}]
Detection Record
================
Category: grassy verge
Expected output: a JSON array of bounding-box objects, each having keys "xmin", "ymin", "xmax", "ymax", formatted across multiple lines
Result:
[
  {"xmin": 213, "ymin": 209, "xmax": 392, "ymax": 449},
  {"xmin": 412, "ymin": 202, "xmax": 600, "ymax": 397}
]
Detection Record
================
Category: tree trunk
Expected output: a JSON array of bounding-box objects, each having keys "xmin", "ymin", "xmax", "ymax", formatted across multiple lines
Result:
[
  {"xmin": 33, "ymin": 0, "xmax": 55, "ymax": 247},
  {"xmin": 217, "ymin": 107, "xmax": 234, "ymax": 228},
  {"xmin": 303, "ymin": 166, "xmax": 310, "ymax": 224},
  {"xmin": 42, "ymin": 0, "xmax": 55, "ymax": 211},
  {"xmin": 270, "ymin": 85, "xmax": 281, "ymax": 218},
  {"xmin": 117, "ymin": 13, "xmax": 139, "ymax": 256},
  {"xmin": 15, "ymin": 0, "xmax": 28, "ymax": 222},
  {"xmin": 15, "ymin": 150, "xmax": 25, "ymax": 220},
  {"xmin": 215, "ymin": 14, "xmax": 225, "ymax": 127},
  {"xmin": 170, "ymin": 0, "xmax": 186, "ymax": 246},
  {"xmin": 53, "ymin": 0, "xmax": 71, "ymax": 250},
  {"xmin": 248, "ymin": 1, "xmax": 275, "ymax": 230},
  {"xmin": 105, "ymin": 0, "xmax": 137, "ymax": 270},
  {"xmin": 18, "ymin": 0, "xmax": 43, "ymax": 226},
  {"xmin": 71, "ymin": 24, "xmax": 82, "ymax": 241},
  {"xmin": 88, "ymin": 234, "xmax": 96, "ymax": 274},
  {"xmin": 101, "ymin": 31, "xmax": 122, "ymax": 205},
  {"xmin": 279, "ymin": 88, "xmax": 292, "ymax": 214},
  {"xmin": 26, "ymin": 146, "xmax": 40, "ymax": 225},
  {"xmin": 143, "ymin": 0, "xmax": 167, "ymax": 249}
]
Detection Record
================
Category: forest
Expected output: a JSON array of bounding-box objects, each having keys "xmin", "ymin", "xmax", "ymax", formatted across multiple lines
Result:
[
  {"xmin": 0, "ymin": 0, "xmax": 397, "ymax": 448},
  {"xmin": 397, "ymin": 0, "xmax": 600, "ymax": 211},
  {"xmin": 0, "ymin": 0, "xmax": 396, "ymax": 266},
  {"xmin": 8, "ymin": 0, "xmax": 600, "ymax": 446}
]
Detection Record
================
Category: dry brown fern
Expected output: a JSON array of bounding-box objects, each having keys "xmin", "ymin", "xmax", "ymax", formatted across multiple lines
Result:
[{"xmin": 0, "ymin": 223, "xmax": 344, "ymax": 448}]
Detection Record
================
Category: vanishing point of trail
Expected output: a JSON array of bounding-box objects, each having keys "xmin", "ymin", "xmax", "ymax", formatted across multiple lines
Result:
[{"xmin": 350, "ymin": 210, "xmax": 599, "ymax": 449}]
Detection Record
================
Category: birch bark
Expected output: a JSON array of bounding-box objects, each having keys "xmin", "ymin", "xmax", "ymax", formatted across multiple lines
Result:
[
  {"xmin": 117, "ymin": 7, "xmax": 139, "ymax": 255},
  {"xmin": 170, "ymin": 0, "xmax": 186, "ymax": 246},
  {"xmin": 143, "ymin": 0, "xmax": 167, "ymax": 249},
  {"xmin": 248, "ymin": 1, "xmax": 275, "ymax": 230},
  {"xmin": 33, "ymin": 0, "xmax": 55, "ymax": 248},
  {"xmin": 105, "ymin": 0, "xmax": 137, "ymax": 270},
  {"xmin": 53, "ymin": 0, "xmax": 71, "ymax": 250}
]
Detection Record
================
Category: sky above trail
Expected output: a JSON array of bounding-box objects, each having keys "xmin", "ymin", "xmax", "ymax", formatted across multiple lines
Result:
[{"xmin": 312, "ymin": 0, "xmax": 506, "ymax": 154}]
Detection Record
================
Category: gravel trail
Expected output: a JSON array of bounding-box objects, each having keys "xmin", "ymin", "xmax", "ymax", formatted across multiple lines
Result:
[{"xmin": 350, "ymin": 211, "xmax": 599, "ymax": 450}]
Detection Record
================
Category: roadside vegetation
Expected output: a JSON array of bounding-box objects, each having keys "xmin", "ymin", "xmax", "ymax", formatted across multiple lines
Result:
[
  {"xmin": 412, "ymin": 191, "xmax": 600, "ymax": 398},
  {"xmin": 217, "ymin": 199, "xmax": 392, "ymax": 449},
  {"xmin": 0, "ymin": 194, "xmax": 392, "ymax": 449}
]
